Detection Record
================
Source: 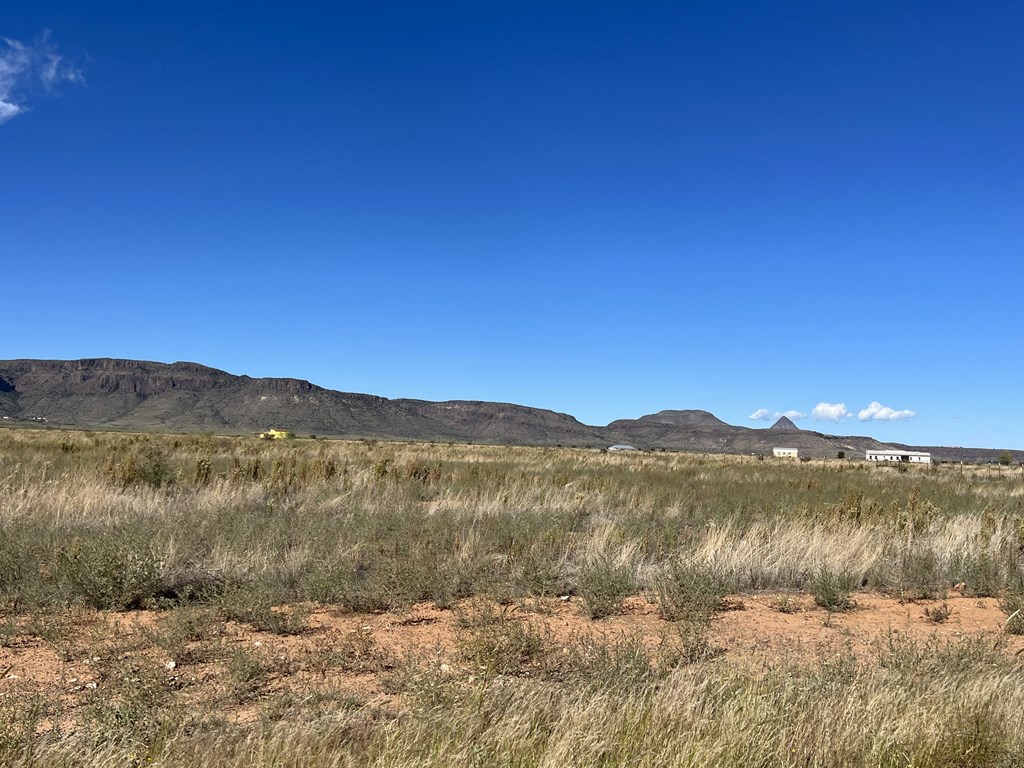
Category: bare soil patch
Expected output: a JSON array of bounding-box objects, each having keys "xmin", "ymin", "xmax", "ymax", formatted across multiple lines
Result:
[{"xmin": 3, "ymin": 591, "xmax": 1020, "ymax": 732}]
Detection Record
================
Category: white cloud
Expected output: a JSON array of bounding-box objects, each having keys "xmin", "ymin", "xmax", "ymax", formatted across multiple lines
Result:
[
  {"xmin": 811, "ymin": 402, "xmax": 852, "ymax": 422},
  {"xmin": 0, "ymin": 33, "xmax": 83, "ymax": 125},
  {"xmin": 749, "ymin": 408, "xmax": 807, "ymax": 422},
  {"xmin": 0, "ymin": 99, "xmax": 22, "ymax": 123},
  {"xmin": 858, "ymin": 401, "xmax": 916, "ymax": 422}
]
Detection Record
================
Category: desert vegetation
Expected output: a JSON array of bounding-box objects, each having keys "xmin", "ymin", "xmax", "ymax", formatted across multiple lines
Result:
[{"xmin": 1, "ymin": 428, "xmax": 1023, "ymax": 766}]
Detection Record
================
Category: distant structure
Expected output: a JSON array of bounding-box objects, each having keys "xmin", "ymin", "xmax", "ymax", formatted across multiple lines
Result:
[
  {"xmin": 866, "ymin": 448, "xmax": 931, "ymax": 464},
  {"xmin": 773, "ymin": 447, "xmax": 798, "ymax": 458},
  {"xmin": 258, "ymin": 429, "xmax": 295, "ymax": 440},
  {"xmin": 608, "ymin": 444, "xmax": 638, "ymax": 452}
]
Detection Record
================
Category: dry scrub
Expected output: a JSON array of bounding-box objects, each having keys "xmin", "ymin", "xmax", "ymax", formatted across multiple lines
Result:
[{"xmin": 1, "ymin": 427, "xmax": 1023, "ymax": 765}]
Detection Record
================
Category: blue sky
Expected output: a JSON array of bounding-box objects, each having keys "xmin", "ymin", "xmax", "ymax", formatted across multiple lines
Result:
[{"xmin": 2, "ymin": 1, "xmax": 1021, "ymax": 448}]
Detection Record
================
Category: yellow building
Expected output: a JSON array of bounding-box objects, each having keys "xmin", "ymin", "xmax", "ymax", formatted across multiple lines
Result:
[{"xmin": 258, "ymin": 429, "xmax": 295, "ymax": 440}]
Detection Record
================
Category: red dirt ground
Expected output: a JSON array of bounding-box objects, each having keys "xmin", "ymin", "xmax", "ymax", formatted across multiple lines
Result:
[{"xmin": 2, "ymin": 592, "xmax": 1021, "ymax": 730}]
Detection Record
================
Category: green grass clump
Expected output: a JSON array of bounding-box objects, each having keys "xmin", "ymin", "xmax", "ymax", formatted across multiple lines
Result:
[
  {"xmin": 810, "ymin": 567, "xmax": 857, "ymax": 612},
  {"xmin": 651, "ymin": 559, "xmax": 731, "ymax": 622},
  {"xmin": 576, "ymin": 555, "xmax": 637, "ymax": 619}
]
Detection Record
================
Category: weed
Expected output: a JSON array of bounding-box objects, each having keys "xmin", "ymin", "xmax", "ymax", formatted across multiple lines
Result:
[
  {"xmin": 305, "ymin": 626, "xmax": 391, "ymax": 676},
  {"xmin": 227, "ymin": 647, "xmax": 269, "ymax": 703},
  {"xmin": 217, "ymin": 584, "xmax": 310, "ymax": 635},
  {"xmin": 772, "ymin": 594, "xmax": 802, "ymax": 614},
  {"xmin": 923, "ymin": 602, "xmax": 953, "ymax": 624},
  {"xmin": 895, "ymin": 546, "xmax": 947, "ymax": 601},
  {"xmin": 810, "ymin": 567, "xmax": 857, "ymax": 612},
  {"xmin": 152, "ymin": 606, "xmax": 221, "ymax": 664},
  {"xmin": 54, "ymin": 534, "xmax": 162, "ymax": 610},
  {"xmin": 999, "ymin": 586, "xmax": 1024, "ymax": 635},
  {"xmin": 576, "ymin": 554, "xmax": 636, "ymax": 619},
  {"xmin": 457, "ymin": 615, "xmax": 549, "ymax": 677},
  {"xmin": 952, "ymin": 551, "xmax": 1004, "ymax": 598},
  {"xmin": 650, "ymin": 559, "xmax": 731, "ymax": 622},
  {"xmin": 0, "ymin": 613, "xmax": 17, "ymax": 647}
]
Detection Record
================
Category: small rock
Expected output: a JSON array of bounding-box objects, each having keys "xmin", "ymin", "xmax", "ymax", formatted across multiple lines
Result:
[
  {"xmin": 85, "ymin": 682, "xmax": 98, "ymax": 690},
  {"xmin": 165, "ymin": 661, "xmax": 177, "ymax": 670}
]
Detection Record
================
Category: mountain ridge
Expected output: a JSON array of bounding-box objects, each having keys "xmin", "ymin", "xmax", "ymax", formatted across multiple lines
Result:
[{"xmin": 0, "ymin": 358, "xmax": 1014, "ymax": 462}]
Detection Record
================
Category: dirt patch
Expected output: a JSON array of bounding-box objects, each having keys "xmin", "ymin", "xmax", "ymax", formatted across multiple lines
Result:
[{"xmin": 2, "ymin": 592, "xmax": 1021, "ymax": 731}]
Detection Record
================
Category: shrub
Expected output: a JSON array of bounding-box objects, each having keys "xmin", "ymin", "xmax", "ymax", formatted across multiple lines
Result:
[
  {"xmin": 650, "ymin": 559, "xmax": 731, "ymax": 623},
  {"xmin": 576, "ymin": 555, "xmax": 637, "ymax": 619},
  {"xmin": 924, "ymin": 602, "xmax": 953, "ymax": 624},
  {"xmin": 457, "ymin": 617, "xmax": 549, "ymax": 677},
  {"xmin": 55, "ymin": 535, "xmax": 162, "ymax": 610},
  {"xmin": 951, "ymin": 551, "xmax": 1003, "ymax": 598},
  {"xmin": 217, "ymin": 583, "xmax": 309, "ymax": 635},
  {"xmin": 895, "ymin": 546, "xmax": 947, "ymax": 601},
  {"xmin": 810, "ymin": 567, "xmax": 856, "ymax": 612},
  {"xmin": 999, "ymin": 584, "xmax": 1024, "ymax": 635}
]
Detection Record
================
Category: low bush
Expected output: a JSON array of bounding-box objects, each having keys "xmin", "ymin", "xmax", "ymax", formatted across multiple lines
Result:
[
  {"xmin": 576, "ymin": 555, "xmax": 637, "ymax": 619},
  {"xmin": 55, "ymin": 535, "xmax": 162, "ymax": 610},
  {"xmin": 650, "ymin": 559, "xmax": 731, "ymax": 623},
  {"xmin": 810, "ymin": 567, "xmax": 857, "ymax": 612},
  {"xmin": 1000, "ymin": 583, "xmax": 1024, "ymax": 635}
]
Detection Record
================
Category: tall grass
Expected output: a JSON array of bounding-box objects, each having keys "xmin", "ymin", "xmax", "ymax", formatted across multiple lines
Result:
[
  {"xmin": 2, "ymin": 428, "xmax": 1024, "ymax": 765},
  {"xmin": 1, "ymin": 428, "xmax": 1022, "ymax": 609}
]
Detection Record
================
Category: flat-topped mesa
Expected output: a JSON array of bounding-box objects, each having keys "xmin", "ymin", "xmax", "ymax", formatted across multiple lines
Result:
[
  {"xmin": 606, "ymin": 409, "xmax": 729, "ymax": 431},
  {"xmin": 0, "ymin": 358, "xmax": 1012, "ymax": 461},
  {"xmin": 637, "ymin": 410, "xmax": 730, "ymax": 428}
]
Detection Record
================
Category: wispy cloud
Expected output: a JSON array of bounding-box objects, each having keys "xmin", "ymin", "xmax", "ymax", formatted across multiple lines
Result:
[
  {"xmin": 811, "ymin": 402, "xmax": 852, "ymax": 422},
  {"xmin": 0, "ymin": 32, "xmax": 84, "ymax": 125},
  {"xmin": 749, "ymin": 408, "xmax": 807, "ymax": 421},
  {"xmin": 858, "ymin": 401, "xmax": 916, "ymax": 422}
]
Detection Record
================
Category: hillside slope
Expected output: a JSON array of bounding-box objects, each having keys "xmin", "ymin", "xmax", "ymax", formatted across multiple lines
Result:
[{"xmin": 0, "ymin": 359, "xmax": 1013, "ymax": 461}]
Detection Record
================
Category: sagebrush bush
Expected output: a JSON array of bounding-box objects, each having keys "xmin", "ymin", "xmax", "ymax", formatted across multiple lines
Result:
[{"xmin": 55, "ymin": 535, "xmax": 162, "ymax": 610}]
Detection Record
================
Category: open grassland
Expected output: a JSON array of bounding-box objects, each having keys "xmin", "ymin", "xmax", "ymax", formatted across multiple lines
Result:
[{"xmin": 1, "ymin": 428, "xmax": 1024, "ymax": 766}]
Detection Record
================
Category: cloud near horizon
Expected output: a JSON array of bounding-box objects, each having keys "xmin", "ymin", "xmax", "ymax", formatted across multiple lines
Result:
[
  {"xmin": 811, "ymin": 402, "xmax": 852, "ymax": 422},
  {"xmin": 858, "ymin": 401, "xmax": 916, "ymax": 422},
  {"xmin": 749, "ymin": 408, "xmax": 807, "ymax": 422},
  {"xmin": 0, "ymin": 33, "xmax": 84, "ymax": 125}
]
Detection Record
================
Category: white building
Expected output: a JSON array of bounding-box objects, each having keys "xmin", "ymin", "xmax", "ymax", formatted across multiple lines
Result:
[
  {"xmin": 773, "ymin": 447, "xmax": 798, "ymax": 458},
  {"xmin": 866, "ymin": 449, "xmax": 931, "ymax": 464},
  {"xmin": 608, "ymin": 444, "xmax": 638, "ymax": 452}
]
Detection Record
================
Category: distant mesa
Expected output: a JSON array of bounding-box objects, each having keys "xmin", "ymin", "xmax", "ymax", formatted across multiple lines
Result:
[
  {"xmin": 636, "ymin": 410, "xmax": 728, "ymax": 428},
  {"xmin": 0, "ymin": 357, "xmax": 1013, "ymax": 463}
]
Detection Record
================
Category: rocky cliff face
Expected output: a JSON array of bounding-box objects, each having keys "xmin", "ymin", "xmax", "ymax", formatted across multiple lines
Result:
[{"xmin": 0, "ymin": 358, "xmax": 1007, "ymax": 461}]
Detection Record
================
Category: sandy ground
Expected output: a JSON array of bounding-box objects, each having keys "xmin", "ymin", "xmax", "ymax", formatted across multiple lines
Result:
[{"xmin": 2, "ymin": 592, "xmax": 1021, "ymax": 729}]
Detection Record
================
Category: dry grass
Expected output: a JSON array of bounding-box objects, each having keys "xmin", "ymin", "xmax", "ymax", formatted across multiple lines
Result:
[{"xmin": 1, "ymin": 427, "xmax": 1024, "ymax": 765}]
